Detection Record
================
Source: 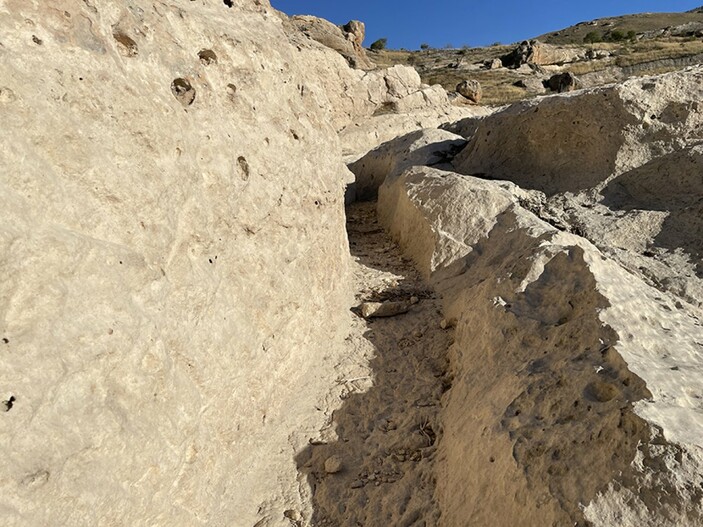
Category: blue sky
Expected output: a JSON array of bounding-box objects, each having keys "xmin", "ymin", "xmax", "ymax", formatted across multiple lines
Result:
[{"xmin": 271, "ymin": 1, "xmax": 703, "ymax": 49}]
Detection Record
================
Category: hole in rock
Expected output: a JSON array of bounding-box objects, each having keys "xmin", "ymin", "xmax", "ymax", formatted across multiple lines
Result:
[
  {"xmin": 32, "ymin": 35, "xmax": 43, "ymax": 45},
  {"xmin": 3, "ymin": 396, "xmax": 15, "ymax": 412},
  {"xmin": 237, "ymin": 156, "xmax": 250, "ymax": 180},
  {"xmin": 198, "ymin": 49, "xmax": 217, "ymax": 65},
  {"xmin": 113, "ymin": 32, "xmax": 138, "ymax": 57},
  {"xmin": 226, "ymin": 83, "xmax": 237, "ymax": 101},
  {"xmin": 586, "ymin": 381, "xmax": 618, "ymax": 403},
  {"xmin": 223, "ymin": 0, "xmax": 233, "ymax": 7},
  {"xmin": 171, "ymin": 78, "xmax": 196, "ymax": 106}
]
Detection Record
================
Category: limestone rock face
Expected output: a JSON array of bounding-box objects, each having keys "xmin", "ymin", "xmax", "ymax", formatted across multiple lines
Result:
[
  {"xmin": 452, "ymin": 67, "xmax": 703, "ymax": 308},
  {"xmin": 513, "ymin": 77, "xmax": 548, "ymax": 93},
  {"xmin": 603, "ymin": 146, "xmax": 703, "ymax": 267},
  {"xmin": 453, "ymin": 67, "xmax": 703, "ymax": 196},
  {"xmin": 5, "ymin": 1, "xmax": 703, "ymax": 525},
  {"xmin": 338, "ymin": 103, "xmax": 490, "ymax": 162},
  {"xmin": 484, "ymin": 58, "xmax": 503, "ymax": 69},
  {"xmin": 501, "ymin": 40, "xmax": 538, "ymax": 68},
  {"xmin": 0, "ymin": 1, "xmax": 367, "ymax": 525},
  {"xmin": 551, "ymin": 144, "xmax": 703, "ymax": 307},
  {"xmin": 378, "ymin": 165, "xmax": 703, "ymax": 526},
  {"xmin": 280, "ymin": 25, "xmax": 474, "ymax": 144},
  {"xmin": 274, "ymin": 18, "xmax": 485, "ymax": 160},
  {"xmin": 377, "ymin": 167, "xmax": 515, "ymax": 277}
]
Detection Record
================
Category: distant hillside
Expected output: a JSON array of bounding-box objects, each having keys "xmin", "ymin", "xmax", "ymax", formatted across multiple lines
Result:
[
  {"xmin": 371, "ymin": 7, "xmax": 703, "ymax": 106},
  {"xmin": 538, "ymin": 11, "xmax": 703, "ymax": 45}
]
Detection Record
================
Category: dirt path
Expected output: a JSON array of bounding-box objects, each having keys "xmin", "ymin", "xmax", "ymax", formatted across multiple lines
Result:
[{"xmin": 296, "ymin": 202, "xmax": 454, "ymax": 526}]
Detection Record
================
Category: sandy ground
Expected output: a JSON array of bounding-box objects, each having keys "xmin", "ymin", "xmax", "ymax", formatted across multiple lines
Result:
[{"xmin": 295, "ymin": 202, "xmax": 453, "ymax": 526}]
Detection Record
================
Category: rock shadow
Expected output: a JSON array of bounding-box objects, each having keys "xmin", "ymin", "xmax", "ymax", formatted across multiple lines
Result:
[
  {"xmin": 347, "ymin": 129, "xmax": 467, "ymax": 202},
  {"xmin": 601, "ymin": 147, "xmax": 703, "ymax": 277},
  {"xmin": 294, "ymin": 202, "xmax": 453, "ymax": 526}
]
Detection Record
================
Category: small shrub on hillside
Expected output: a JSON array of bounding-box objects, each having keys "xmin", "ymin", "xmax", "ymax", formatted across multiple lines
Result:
[
  {"xmin": 584, "ymin": 31, "xmax": 602, "ymax": 43},
  {"xmin": 420, "ymin": 43, "xmax": 430, "ymax": 50},
  {"xmin": 608, "ymin": 30, "xmax": 626, "ymax": 42},
  {"xmin": 370, "ymin": 38, "xmax": 387, "ymax": 51}
]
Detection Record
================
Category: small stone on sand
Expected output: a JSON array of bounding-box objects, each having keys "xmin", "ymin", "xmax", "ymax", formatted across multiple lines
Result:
[{"xmin": 324, "ymin": 455, "xmax": 343, "ymax": 474}]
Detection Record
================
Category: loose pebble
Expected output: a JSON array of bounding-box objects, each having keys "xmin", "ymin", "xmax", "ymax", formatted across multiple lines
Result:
[{"xmin": 324, "ymin": 455, "xmax": 343, "ymax": 474}]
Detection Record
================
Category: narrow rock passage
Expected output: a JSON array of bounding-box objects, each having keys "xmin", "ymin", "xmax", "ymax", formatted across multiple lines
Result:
[{"xmin": 296, "ymin": 202, "xmax": 453, "ymax": 526}]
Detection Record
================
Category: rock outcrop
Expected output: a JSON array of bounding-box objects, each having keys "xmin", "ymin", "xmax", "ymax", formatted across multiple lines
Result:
[
  {"xmin": 287, "ymin": 15, "xmax": 373, "ymax": 69},
  {"xmin": 452, "ymin": 67, "xmax": 703, "ymax": 195},
  {"xmin": 342, "ymin": 20, "xmax": 367, "ymax": 59},
  {"xmin": 281, "ymin": 22, "xmax": 486, "ymax": 159},
  {"xmin": 369, "ymin": 65, "xmax": 703, "ymax": 527},
  {"xmin": 450, "ymin": 66, "xmax": 703, "ymax": 307},
  {"xmin": 501, "ymin": 39, "xmax": 587, "ymax": 69}
]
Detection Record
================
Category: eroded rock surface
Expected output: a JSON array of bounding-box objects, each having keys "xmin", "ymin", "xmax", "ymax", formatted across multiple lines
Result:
[
  {"xmin": 501, "ymin": 39, "xmax": 587, "ymax": 69},
  {"xmin": 378, "ymin": 165, "xmax": 703, "ymax": 526},
  {"xmin": 451, "ymin": 67, "xmax": 703, "ymax": 308}
]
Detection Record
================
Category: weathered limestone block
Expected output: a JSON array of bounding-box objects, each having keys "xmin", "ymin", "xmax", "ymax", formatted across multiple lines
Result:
[
  {"xmin": 453, "ymin": 67, "xmax": 703, "ymax": 195},
  {"xmin": 545, "ymin": 71, "xmax": 579, "ymax": 92},
  {"xmin": 501, "ymin": 39, "xmax": 587, "ymax": 68}
]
